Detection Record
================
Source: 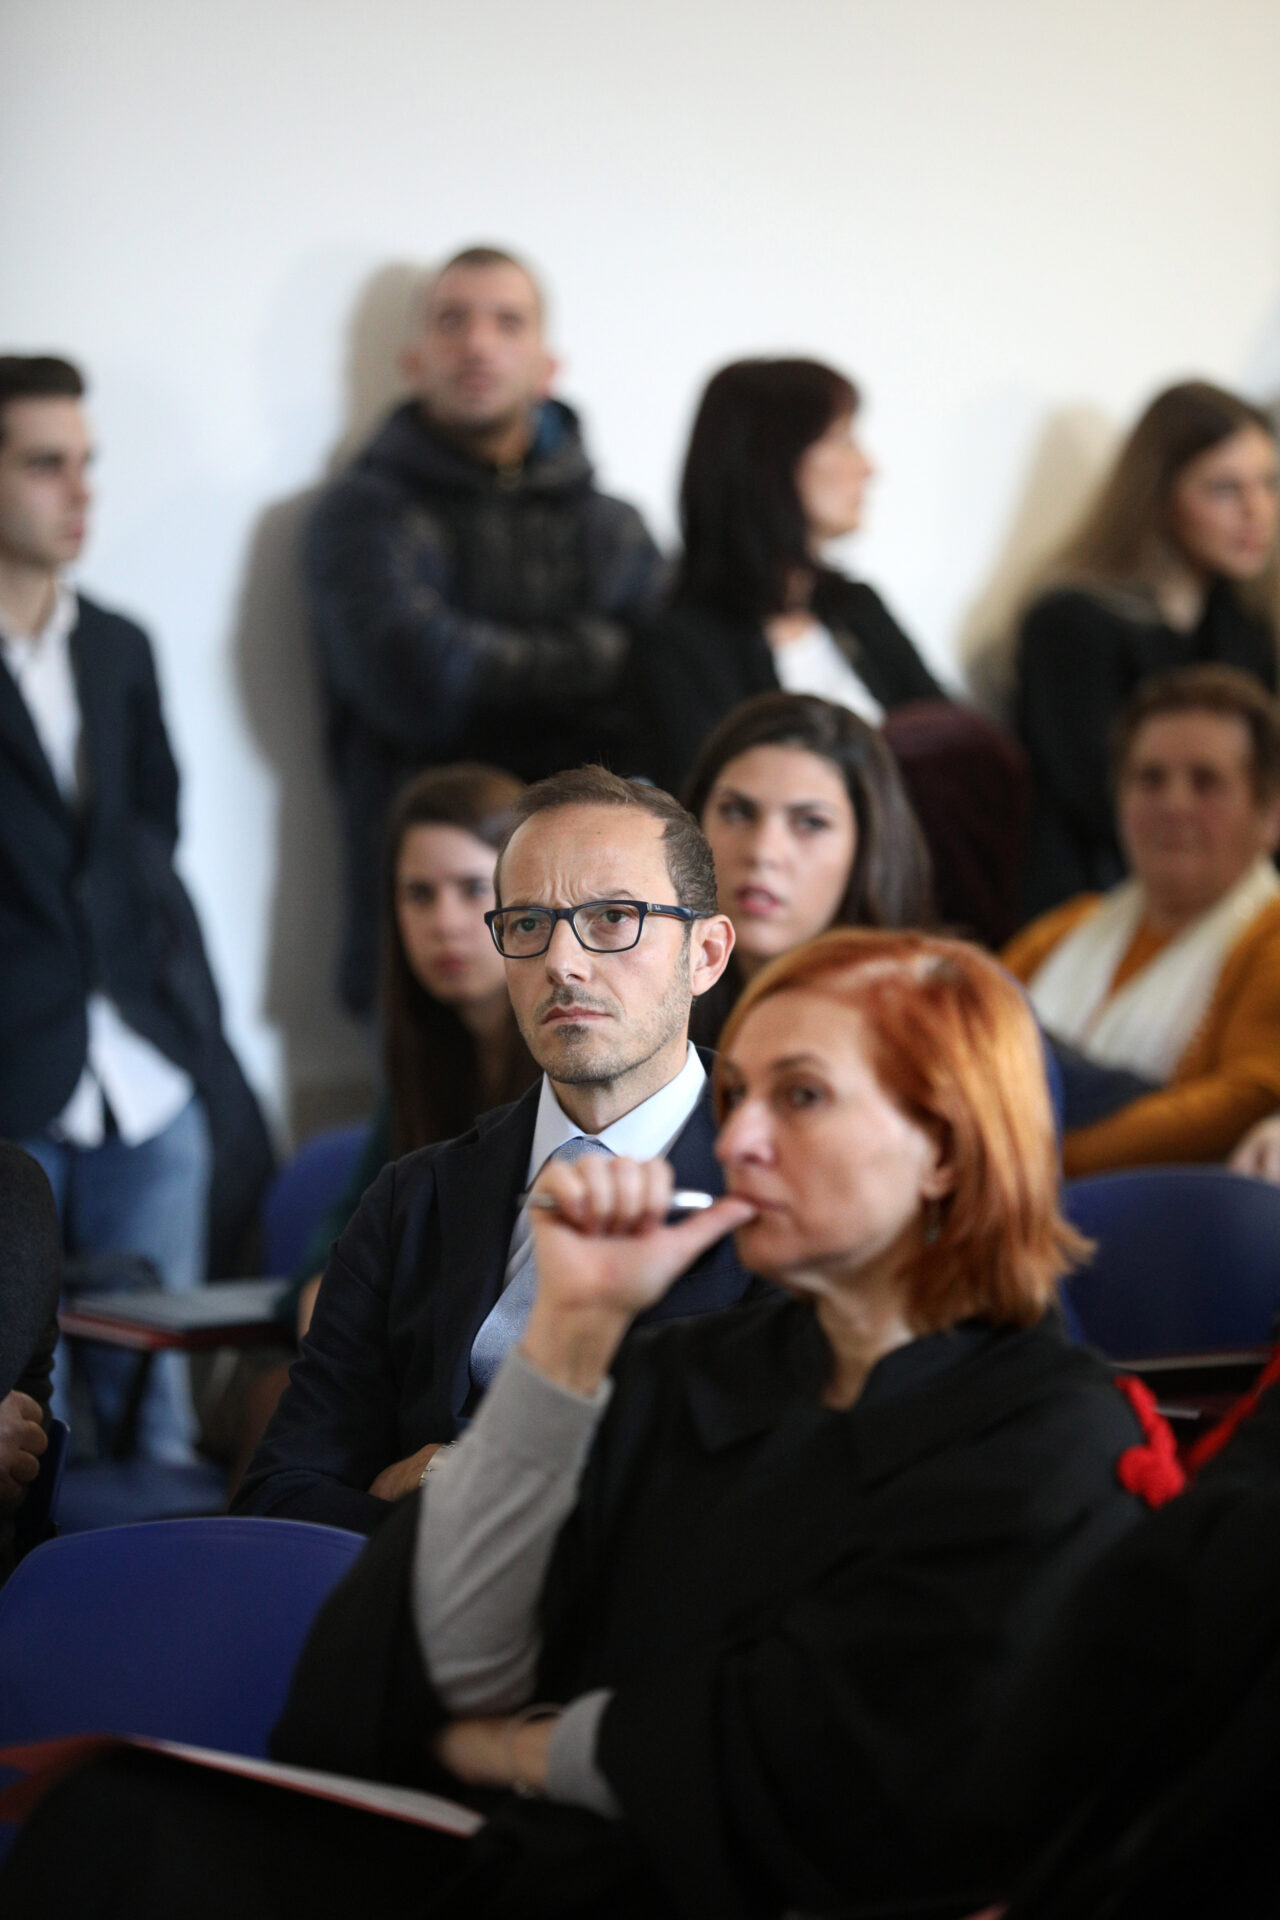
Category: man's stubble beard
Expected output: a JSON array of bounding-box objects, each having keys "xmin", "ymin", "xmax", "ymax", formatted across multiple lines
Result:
[
  {"xmin": 427, "ymin": 390, "xmax": 533, "ymax": 455},
  {"xmin": 520, "ymin": 945, "xmax": 693, "ymax": 1091}
]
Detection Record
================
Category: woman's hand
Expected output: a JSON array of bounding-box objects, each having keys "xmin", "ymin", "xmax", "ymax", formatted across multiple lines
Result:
[
  {"xmin": 521, "ymin": 1156, "xmax": 755, "ymax": 1395},
  {"xmin": 1231, "ymin": 1113, "xmax": 1280, "ymax": 1183},
  {"xmin": 763, "ymin": 610, "xmax": 817, "ymax": 651},
  {"xmin": 0, "ymin": 1390, "xmax": 46, "ymax": 1512},
  {"xmin": 433, "ymin": 1712, "xmax": 558, "ymax": 1795}
]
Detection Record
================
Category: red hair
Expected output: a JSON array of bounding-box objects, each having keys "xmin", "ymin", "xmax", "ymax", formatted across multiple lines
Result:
[{"xmin": 715, "ymin": 928, "xmax": 1089, "ymax": 1330}]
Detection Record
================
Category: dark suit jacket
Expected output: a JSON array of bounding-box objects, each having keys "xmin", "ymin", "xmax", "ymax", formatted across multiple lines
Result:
[
  {"xmin": 233, "ymin": 1074, "xmax": 758, "ymax": 1535},
  {"xmin": 624, "ymin": 574, "xmax": 945, "ymax": 797},
  {"xmin": 273, "ymin": 1302, "xmax": 1148, "ymax": 1917},
  {"xmin": 0, "ymin": 595, "xmax": 272, "ymax": 1274}
]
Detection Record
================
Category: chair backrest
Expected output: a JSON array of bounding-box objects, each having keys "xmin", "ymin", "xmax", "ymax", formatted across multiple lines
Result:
[
  {"xmin": 0, "ymin": 1516, "xmax": 364, "ymax": 1756},
  {"xmin": 261, "ymin": 1122, "xmax": 369, "ymax": 1274},
  {"xmin": 1062, "ymin": 1167, "xmax": 1280, "ymax": 1359},
  {"xmin": 883, "ymin": 699, "xmax": 1031, "ymax": 947}
]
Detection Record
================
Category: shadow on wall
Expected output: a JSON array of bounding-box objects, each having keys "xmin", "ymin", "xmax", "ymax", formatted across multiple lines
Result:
[
  {"xmin": 955, "ymin": 404, "xmax": 1115, "ymax": 720},
  {"xmin": 231, "ymin": 262, "xmax": 423, "ymax": 1142}
]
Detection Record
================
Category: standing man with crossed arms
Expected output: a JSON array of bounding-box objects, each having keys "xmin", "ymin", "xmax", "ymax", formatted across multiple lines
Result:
[{"xmin": 308, "ymin": 246, "xmax": 664, "ymax": 1017}]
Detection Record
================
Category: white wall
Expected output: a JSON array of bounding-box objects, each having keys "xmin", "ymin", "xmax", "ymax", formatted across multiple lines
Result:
[{"xmin": 5, "ymin": 0, "xmax": 1280, "ymax": 1132}]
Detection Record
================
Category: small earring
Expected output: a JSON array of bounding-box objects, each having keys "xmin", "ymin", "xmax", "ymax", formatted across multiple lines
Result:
[{"xmin": 922, "ymin": 1197, "xmax": 944, "ymax": 1247}]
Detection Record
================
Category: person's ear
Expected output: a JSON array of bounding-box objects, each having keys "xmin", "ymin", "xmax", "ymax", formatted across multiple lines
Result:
[
  {"xmin": 1258, "ymin": 793, "xmax": 1280, "ymax": 858},
  {"xmin": 689, "ymin": 914, "xmax": 735, "ymax": 998},
  {"xmin": 919, "ymin": 1119, "xmax": 958, "ymax": 1203},
  {"xmin": 399, "ymin": 332, "xmax": 429, "ymax": 389},
  {"xmin": 535, "ymin": 351, "xmax": 559, "ymax": 403}
]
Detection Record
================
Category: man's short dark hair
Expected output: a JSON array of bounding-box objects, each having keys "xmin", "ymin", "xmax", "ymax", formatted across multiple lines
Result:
[
  {"xmin": 440, "ymin": 245, "xmax": 529, "ymax": 277},
  {"xmin": 426, "ymin": 246, "xmax": 545, "ymax": 324},
  {"xmin": 1112, "ymin": 664, "xmax": 1280, "ymax": 802},
  {"xmin": 0, "ymin": 356, "xmax": 85, "ymax": 444},
  {"xmin": 496, "ymin": 766, "xmax": 719, "ymax": 915}
]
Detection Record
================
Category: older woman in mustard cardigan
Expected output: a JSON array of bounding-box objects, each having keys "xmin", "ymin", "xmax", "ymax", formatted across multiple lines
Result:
[{"xmin": 1004, "ymin": 663, "xmax": 1280, "ymax": 1175}]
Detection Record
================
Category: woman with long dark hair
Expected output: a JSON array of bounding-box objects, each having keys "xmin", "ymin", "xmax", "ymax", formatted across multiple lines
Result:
[
  {"xmin": 1017, "ymin": 379, "xmax": 1280, "ymax": 914},
  {"xmin": 626, "ymin": 358, "xmax": 943, "ymax": 797},
  {"xmin": 683, "ymin": 691, "xmax": 935, "ymax": 1044},
  {"xmin": 376, "ymin": 763, "xmax": 537, "ymax": 1154}
]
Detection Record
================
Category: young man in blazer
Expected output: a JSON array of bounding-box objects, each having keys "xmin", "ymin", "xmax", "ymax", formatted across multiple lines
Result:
[
  {"xmin": 0, "ymin": 356, "xmax": 269, "ymax": 1461},
  {"xmin": 235, "ymin": 768, "xmax": 757, "ymax": 1534}
]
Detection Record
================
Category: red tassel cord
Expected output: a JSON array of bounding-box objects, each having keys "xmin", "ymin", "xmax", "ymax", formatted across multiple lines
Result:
[
  {"xmin": 1112, "ymin": 1374, "xmax": 1186, "ymax": 1507},
  {"xmin": 1184, "ymin": 1341, "xmax": 1280, "ymax": 1475}
]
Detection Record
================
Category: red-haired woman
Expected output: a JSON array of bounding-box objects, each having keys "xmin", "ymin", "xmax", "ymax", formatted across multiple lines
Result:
[{"xmin": 1, "ymin": 933, "xmax": 1175, "ymax": 1919}]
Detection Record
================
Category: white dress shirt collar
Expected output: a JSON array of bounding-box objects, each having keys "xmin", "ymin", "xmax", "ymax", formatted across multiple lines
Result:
[
  {"xmin": 0, "ymin": 577, "xmax": 77, "ymax": 653},
  {"xmin": 525, "ymin": 1042, "xmax": 707, "ymax": 1182}
]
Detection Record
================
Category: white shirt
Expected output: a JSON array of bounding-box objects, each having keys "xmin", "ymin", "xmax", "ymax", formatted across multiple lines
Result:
[
  {"xmin": 770, "ymin": 619, "xmax": 885, "ymax": 726},
  {"xmin": 0, "ymin": 584, "xmax": 195, "ymax": 1147},
  {"xmin": 501, "ymin": 1044, "xmax": 708, "ymax": 1289}
]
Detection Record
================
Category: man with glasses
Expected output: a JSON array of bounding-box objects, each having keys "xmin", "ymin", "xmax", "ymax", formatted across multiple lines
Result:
[{"xmin": 235, "ymin": 768, "xmax": 755, "ymax": 1534}]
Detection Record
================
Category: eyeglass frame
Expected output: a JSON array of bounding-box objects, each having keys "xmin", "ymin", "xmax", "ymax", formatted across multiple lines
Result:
[{"xmin": 484, "ymin": 898, "xmax": 710, "ymax": 958}]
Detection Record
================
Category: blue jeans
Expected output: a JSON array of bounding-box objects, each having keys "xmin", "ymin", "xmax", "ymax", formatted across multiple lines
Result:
[{"xmin": 22, "ymin": 1096, "xmax": 213, "ymax": 1465}]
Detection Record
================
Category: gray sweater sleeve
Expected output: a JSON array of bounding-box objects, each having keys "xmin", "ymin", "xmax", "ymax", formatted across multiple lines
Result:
[{"xmin": 412, "ymin": 1348, "xmax": 621, "ymax": 1816}]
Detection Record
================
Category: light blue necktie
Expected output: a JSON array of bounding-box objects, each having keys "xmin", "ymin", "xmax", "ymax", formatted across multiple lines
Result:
[{"xmin": 469, "ymin": 1135, "xmax": 614, "ymax": 1392}]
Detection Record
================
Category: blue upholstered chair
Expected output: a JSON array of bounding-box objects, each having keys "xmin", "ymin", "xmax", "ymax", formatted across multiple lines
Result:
[
  {"xmin": 0, "ymin": 1515, "xmax": 364, "ymax": 1755},
  {"xmin": 261, "ymin": 1123, "xmax": 369, "ymax": 1276},
  {"xmin": 1061, "ymin": 1167, "xmax": 1280, "ymax": 1360}
]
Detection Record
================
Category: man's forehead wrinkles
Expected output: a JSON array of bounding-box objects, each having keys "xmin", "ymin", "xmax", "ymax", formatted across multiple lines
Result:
[
  {"xmin": 500, "ymin": 859, "xmax": 654, "ymax": 908},
  {"xmin": 425, "ymin": 267, "xmax": 541, "ymax": 327},
  {"xmin": 505, "ymin": 884, "xmax": 646, "ymax": 910}
]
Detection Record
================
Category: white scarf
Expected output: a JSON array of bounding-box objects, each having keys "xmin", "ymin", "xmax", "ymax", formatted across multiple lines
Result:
[{"xmin": 1027, "ymin": 856, "xmax": 1280, "ymax": 1083}]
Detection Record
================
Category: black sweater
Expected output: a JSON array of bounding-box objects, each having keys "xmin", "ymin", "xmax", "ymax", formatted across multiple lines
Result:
[
  {"xmin": 1015, "ymin": 581, "xmax": 1278, "ymax": 915},
  {"xmin": 624, "ymin": 574, "xmax": 944, "ymax": 798}
]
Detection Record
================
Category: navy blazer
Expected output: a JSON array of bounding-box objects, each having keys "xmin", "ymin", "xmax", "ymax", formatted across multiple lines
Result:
[
  {"xmin": 0, "ymin": 594, "xmax": 271, "ymax": 1272},
  {"xmin": 234, "ymin": 1073, "xmax": 758, "ymax": 1535},
  {"xmin": 0, "ymin": 596, "xmax": 181, "ymax": 1135}
]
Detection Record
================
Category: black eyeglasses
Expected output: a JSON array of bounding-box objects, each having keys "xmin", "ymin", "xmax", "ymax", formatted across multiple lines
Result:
[{"xmin": 484, "ymin": 899, "xmax": 707, "ymax": 958}]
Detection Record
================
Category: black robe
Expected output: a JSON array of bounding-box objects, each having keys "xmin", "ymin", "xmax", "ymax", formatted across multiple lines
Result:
[
  {"xmin": 272, "ymin": 1300, "xmax": 1146, "ymax": 1916},
  {"xmin": 984, "ymin": 1365, "xmax": 1280, "ymax": 1917},
  {"xmin": 2, "ymin": 1301, "xmax": 1149, "ymax": 1919}
]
